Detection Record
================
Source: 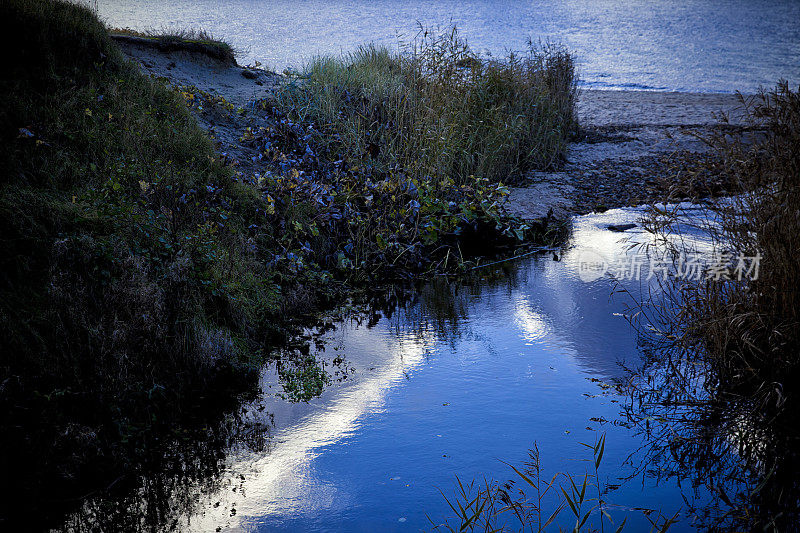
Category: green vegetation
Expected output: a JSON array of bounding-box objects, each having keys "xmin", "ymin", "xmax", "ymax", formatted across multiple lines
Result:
[
  {"xmin": 278, "ymin": 27, "xmax": 576, "ymax": 183},
  {"xmin": 0, "ymin": 0, "xmax": 284, "ymax": 524},
  {"xmin": 0, "ymin": 1, "xmax": 576, "ymax": 527},
  {"xmin": 255, "ymin": 27, "xmax": 574, "ymax": 282}
]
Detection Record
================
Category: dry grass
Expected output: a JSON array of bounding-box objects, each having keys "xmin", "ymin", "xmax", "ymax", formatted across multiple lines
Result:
[
  {"xmin": 628, "ymin": 83, "xmax": 800, "ymax": 529},
  {"xmin": 276, "ymin": 26, "xmax": 576, "ymax": 185},
  {"xmin": 672, "ymin": 82, "xmax": 800, "ymax": 396}
]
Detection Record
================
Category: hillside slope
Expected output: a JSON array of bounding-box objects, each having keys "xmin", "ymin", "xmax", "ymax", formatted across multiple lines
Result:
[{"xmin": 0, "ymin": 1, "xmax": 282, "ymax": 526}]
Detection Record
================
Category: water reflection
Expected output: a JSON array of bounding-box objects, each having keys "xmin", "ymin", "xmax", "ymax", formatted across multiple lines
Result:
[
  {"xmin": 622, "ymin": 326, "xmax": 800, "ymax": 531},
  {"xmin": 56, "ymin": 412, "xmax": 254, "ymax": 532},
  {"xmin": 185, "ymin": 329, "xmax": 435, "ymax": 531},
  {"xmin": 54, "ymin": 205, "xmax": 795, "ymax": 531},
  {"xmin": 174, "ymin": 206, "xmax": 718, "ymax": 532}
]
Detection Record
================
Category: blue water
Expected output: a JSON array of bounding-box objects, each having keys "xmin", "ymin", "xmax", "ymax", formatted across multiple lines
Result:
[
  {"xmin": 95, "ymin": 0, "xmax": 800, "ymax": 93},
  {"xmin": 176, "ymin": 207, "xmax": 718, "ymax": 532}
]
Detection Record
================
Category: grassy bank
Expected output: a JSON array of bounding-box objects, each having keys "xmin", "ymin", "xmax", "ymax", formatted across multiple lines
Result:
[
  {"xmin": 0, "ymin": 0, "xmax": 289, "ymax": 526},
  {"xmin": 109, "ymin": 27, "xmax": 238, "ymax": 64},
  {"xmin": 0, "ymin": 1, "xmax": 576, "ymax": 528}
]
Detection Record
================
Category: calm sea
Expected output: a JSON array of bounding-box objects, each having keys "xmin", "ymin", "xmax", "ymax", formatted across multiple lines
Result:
[{"xmin": 96, "ymin": 0, "xmax": 800, "ymax": 93}]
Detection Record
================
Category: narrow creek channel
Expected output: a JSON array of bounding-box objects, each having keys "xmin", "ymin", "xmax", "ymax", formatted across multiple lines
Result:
[{"xmin": 173, "ymin": 205, "xmax": 718, "ymax": 532}]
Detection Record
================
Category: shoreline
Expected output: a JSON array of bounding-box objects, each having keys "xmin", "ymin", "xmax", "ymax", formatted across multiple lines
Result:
[
  {"xmin": 506, "ymin": 89, "xmax": 752, "ymax": 219},
  {"xmin": 114, "ymin": 35, "xmax": 751, "ymax": 222},
  {"xmin": 117, "ymin": 33, "xmax": 750, "ymax": 125},
  {"xmin": 577, "ymin": 88, "xmax": 749, "ymax": 127}
]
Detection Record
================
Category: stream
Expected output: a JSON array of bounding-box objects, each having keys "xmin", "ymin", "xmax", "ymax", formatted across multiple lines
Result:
[
  {"xmin": 43, "ymin": 1, "xmax": 800, "ymax": 528},
  {"xmin": 155, "ymin": 205, "xmax": 723, "ymax": 532}
]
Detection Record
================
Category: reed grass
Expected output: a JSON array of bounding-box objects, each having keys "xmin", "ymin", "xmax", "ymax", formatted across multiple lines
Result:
[
  {"xmin": 647, "ymin": 82, "xmax": 800, "ymax": 401},
  {"xmin": 432, "ymin": 434, "xmax": 678, "ymax": 532},
  {"xmin": 276, "ymin": 26, "xmax": 576, "ymax": 185},
  {"xmin": 628, "ymin": 82, "xmax": 800, "ymax": 531}
]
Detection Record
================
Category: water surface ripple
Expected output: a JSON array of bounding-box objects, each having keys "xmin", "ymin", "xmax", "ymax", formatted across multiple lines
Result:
[
  {"xmin": 96, "ymin": 0, "xmax": 800, "ymax": 93},
  {"xmin": 183, "ymin": 206, "xmax": 718, "ymax": 532}
]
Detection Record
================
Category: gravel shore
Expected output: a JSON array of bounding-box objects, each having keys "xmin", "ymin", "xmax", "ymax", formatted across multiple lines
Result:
[{"xmin": 505, "ymin": 89, "xmax": 754, "ymax": 219}]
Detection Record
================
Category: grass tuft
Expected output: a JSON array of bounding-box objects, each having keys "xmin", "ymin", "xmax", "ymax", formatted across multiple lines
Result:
[
  {"xmin": 276, "ymin": 26, "xmax": 576, "ymax": 185},
  {"xmin": 109, "ymin": 27, "xmax": 238, "ymax": 64}
]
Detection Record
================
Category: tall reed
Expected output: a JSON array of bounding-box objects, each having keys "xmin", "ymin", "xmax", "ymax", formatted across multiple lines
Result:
[
  {"xmin": 276, "ymin": 26, "xmax": 576, "ymax": 185},
  {"xmin": 656, "ymin": 82, "xmax": 800, "ymax": 398},
  {"xmin": 628, "ymin": 81, "xmax": 800, "ymax": 531}
]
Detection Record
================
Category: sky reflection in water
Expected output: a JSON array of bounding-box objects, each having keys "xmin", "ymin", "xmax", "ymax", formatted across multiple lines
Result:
[{"xmin": 182, "ymin": 206, "xmax": 718, "ymax": 532}]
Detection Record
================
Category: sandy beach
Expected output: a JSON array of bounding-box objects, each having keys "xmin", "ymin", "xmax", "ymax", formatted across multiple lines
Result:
[{"xmin": 505, "ymin": 89, "xmax": 753, "ymax": 219}]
